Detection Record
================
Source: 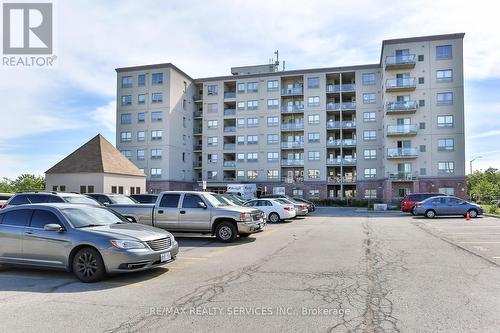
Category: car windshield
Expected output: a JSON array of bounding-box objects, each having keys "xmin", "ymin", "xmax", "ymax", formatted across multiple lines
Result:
[
  {"xmin": 109, "ymin": 195, "xmax": 137, "ymax": 204},
  {"xmin": 61, "ymin": 206, "xmax": 129, "ymax": 228},
  {"xmin": 276, "ymin": 198, "xmax": 292, "ymax": 205},
  {"xmin": 204, "ymin": 193, "xmax": 230, "ymax": 207},
  {"xmin": 220, "ymin": 196, "xmax": 240, "ymax": 206},
  {"xmin": 61, "ymin": 195, "xmax": 100, "ymax": 205}
]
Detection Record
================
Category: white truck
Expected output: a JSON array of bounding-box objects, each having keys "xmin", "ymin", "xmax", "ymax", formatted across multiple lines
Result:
[{"xmin": 226, "ymin": 184, "xmax": 257, "ymax": 200}]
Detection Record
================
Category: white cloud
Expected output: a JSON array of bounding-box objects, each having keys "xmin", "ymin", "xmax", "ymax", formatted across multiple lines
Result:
[{"xmin": 91, "ymin": 101, "xmax": 116, "ymax": 133}]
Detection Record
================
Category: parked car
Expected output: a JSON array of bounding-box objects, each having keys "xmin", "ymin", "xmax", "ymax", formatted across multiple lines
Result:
[
  {"xmin": 244, "ymin": 198, "xmax": 296, "ymax": 223},
  {"xmin": 274, "ymin": 198, "xmax": 309, "ymax": 216},
  {"xmin": 0, "ymin": 203, "xmax": 178, "ymax": 282},
  {"xmin": 130, "ymin": 194, "xmax": 158, "ymax": 204},
  {"xmin": 220, "ymin": 194, "xmax": 247, "ymax": 206},
  {"xmin": 87, "ymin": 193, "xmax": 139, "ymax": 205},
  {"xmin": 401, "ymin": 193, "xmax": 441, "ymax": 215},
  {"xmin": 0, "ymin": 193, "xmax": 13, "ymax": 208},
  {"xmin": 108, "ymin": 191, "xmax": 266, "ymax": 242},
  {"xmin": 1, "ymin": 192, "xmax": 101, "ymax": 209},
  {"xmin": 292, "ymin": 197, "xmax": 316, "ymax": 212},
  {"xmin": 413, "ymin": 196, "xmax": 483, "ymax": 218}
]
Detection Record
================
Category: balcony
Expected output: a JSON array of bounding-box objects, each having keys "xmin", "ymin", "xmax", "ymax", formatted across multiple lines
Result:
[
  {"xmin": 386, "ymin": 101, "xmax": 418, "ymax": 114},
  {"xmin": 281, "ymin": 123, "xmax": 304, "ymax": 131},
  {"xmin": 223, "ymin": 161, "xmax": 236, "ymax": 168},
  {"xmin": 326, "ymin": 101, "xmax": 356, "ymax": 111},
  {"xmin": 386, "ymin": 78, "xmax": 416, "ymax": 92},
  {"xmin": 281, "ymin": 141, "xmax": 304, "ymax": 149},
  {"xmin": 385, "ymin": 54, "xmax": 416, "ymax": 70},
  {"xmin": 223, "ymin": 177, "xmax": 236, "ymax": 181},
  {"xmin": 386, "ymin": 124, "xmax": 418, "ymax": 136},
  {"xmin": 224, "ymin": 92, "xmax": 236, "ymax": 99},
  {"xmin": 326, "ymin": 84, "xmax": 356, "ymax": 92},
  {"xmin": 281, "ymin": 159, "xmax": 304, "ymax": 166},
  {"xmin": 193, "ymin": 144, "xmax": 202, "ymax": 151},
  {"xmin": 223, "ymin": 143, "xmax": 236, "ymax": 150},
  {"xmin": 282, "ymin": 176, "xmax": 304, "ymax": 184},
  {"xmin": 326, "ymin": 121, "xmax": 356, "ymax": 129},
  {"xmin": 326, "ymin": 158, "xmax": 357, "ymax": 166},
  {"xmin": 224, "ymin": 109, "xmax": 236, "ymax": 116},
  {"xmin": 193, "ymin": 111, "xmax": 203, "ymax": 118},
  {"xmin": 194, "ymin": 128, "xmax": 202, "ymax": 135},
  {"xmin": 193, "ymin": 95, "xmax": 202, "ymax": 102},
  {"xmin": 386, "ymin": 148, "xmax": 418, "ymax": 159},
  {"xmin": 223, "ymin": 126, "xmax": 236, "ymax": 133},
  {"xmin": 326, "ymin": 139, "xmax": 357, "ymax": 147},
  {"xmin": 281, "ymin": 87, "xmax": 304, "ymax": 96},
  {"xmin": 193, "ymin": 161, "xmax": 202, "ymax": 168},
  {"xmin": 281, "ymin": 105, "xmax": 304, "ymax": 113},
  {"xmin": 388, "ymin": 172, "xmax": 417, "ymax": 181},
  {"xmin": 328, "ymin": 176, "xmax": 356, "ymax": 184}
]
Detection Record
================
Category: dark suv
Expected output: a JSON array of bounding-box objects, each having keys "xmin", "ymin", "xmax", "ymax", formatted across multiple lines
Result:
[
  {"xmin": 401, "ymin": 193, "xmax": 441, "ymax": 215},
  {"xmin": 130, "ymin": 194, "xmax": 158, "ymax": 204},
  {"xmin": 1, "ymin": 192, "xmax": 101, "ymax": 209}
]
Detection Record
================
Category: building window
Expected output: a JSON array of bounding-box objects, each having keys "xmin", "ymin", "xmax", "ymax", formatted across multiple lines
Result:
[
  {"xmin": 121, "ymin": 150, "xmax": 132, "ymax": 159},
  {"xmin": 267, "ymin": 152, "xmax": 279, "ymax": 161},
  {"xmin": 151, "ymin": 149, "xmax": 162, "ymax": 159},
  {"xmin": 267, "ymin": 99, "xmax": 279, "ymax": 109},
  {"xmin": 438, "ymin": 161, "xmax": 455, "ymax": 174},
  {"xmin": 236, "ymin": 118, "xmax": 245, "ymax": 128},
  {"xmin": 436, "ymin": 45, "xmax": 452, "ymax": 59},
  {"xmin": 237, "ymin": 136, "xmax": 245, "ymax": 145},
  {"xmin": 237, "ymin": 153, "xmax": 245, "ymax": 162},
  {"xmin": 237, "ymin": 101, "xmax": 245, "ymax": 110},
  {"xmin": 438, "ymin": 138, "xmax": 454, "ymax": 151},
  {"xmin": 364, "ymin": 149, "xmax": 376, "ymax": 160},
  {"xmin": 419, "ymin": 122, "xmax": 426, "ymax": 130},
  {"xmin": 362, "ymin": 73, "xmax": 376, "ymax": 85},
  {"xmin": 247, "ymin": 82, "xmax": 258, "ymax": 93},
  {"xmin": 267, "ymin": 169, "xmax": 279, "ymax": 180},
  {"xmin": 120, "ymin": 113, "xmax": 132, "ymax": 124},
  {"xmin": 307, "ymin": 96, "xmax": 320, "ymax": 107},
  {"xmin": 247, "ymin": 100, "xmax": 258, "ymax": 110},
  {"xmin": 247, "ymin": 117, "xmax": 258, "ymax": 127},
  {"xmin": 267, "ymin": 134, "xmax": 279, "ymax": 144},
  {"xmin": 138, "ymin": 74, "xmax": 146, "ymax": 86},
  {"xmin": 419, "ymin": 99, "xmax": 425, "ymax": 107},
  {"xmin": 208, "ymin": 153, "xmax": 218, "ymax": 163},
  {"xmin": 207, "ymin": 137, "xmax": 218, "ymax": 146},
  {"xmin": 420, "ymin": 168, "xmax": 426, "ymax": 176},
  {"xmin": 151, "ymin": 130, "xmax": 163, "ymax": 140},
  {"xmin": 418, "ymin": 77, "xmax": 424, "ymax": 84},
  {"xmin": 247, "ymin": 152, "xmax": 258, "ymax": 162},
  {"xmin": 439, "ymin": 187, "xmax": 455, "ymax": 195},
  {"xmin": 437, "ymin": 69, "xmax": 453, "ymax": 82},
  {"xmin": 308, "ymin": 169, "xmax": 320, "ymax": 179},
  {"xmin": 80, "ymin": 185, "xmax": 87, "ymax": 194},
  {"xmin": 308, "ymin": 151, "xmax": 320, "ymax": 161},
  {"xmin": 293, "ymin": 189, "xmax": 303, "ymax": 197},
  {"xmin": 309, "ymin": 189, "xmax": 320, "ymax": 198},
  {"xmin": 236, "ymin": 170, "xmax": 245, "ymax": 179},
  {"xmin": 420, "ymin": 145, "xmax": 426, "ymax": 152},
  {"xmin": 120, "ymin": 132, "xmax": 131, "ymax": 142},
  {"xmin": 138, "ymin": 112, "xmax": 145, "ymax": 122},
  {"xmin": 437, "ymin": 115, "xmax": 454, "ymax": 128},
  {"xmin": 308, "ymin": 114, "xmax": 320, "ymax": 124},
  {"xmin": 151, "ymin": 111, "xmax": 163, "ymax": 121},
  {"xmin": 121, "ymin": 76, "xmax": 132, "ymax": 88},
  {"xmin": 111, "ymin": 186, "xmax": 117, "ymax": 194},
  {"xmin": 247, "ymin": 170, "xmax": 258, "ymax": 179},
  {"xmin": 137, "ymin": 131, "xmax": 145, "ymax": 142},
  {"xmin": 363, "ymin": 130, "xmax": 376, "ymax": 141},
  {"xmin": 364, "ymin": 168, "xmax": 377, "ymax": 178},
  {"xmin": 151, "ymin": 168, "xmax": 162, "ymax": 178},
  {"xmin": 437, "ymin": 92, "xmax": 453, "ymax": 105},
  {"xmin": 267, "ymin": 80, "xmax": 279, "ymax": 92},
  {"xmin": 207, "ymin": 171, "xmax": 218, "ymax": 180},
  {"xmin": 363, "ymin": 112, "xmax": 376, "ymax": 122},
  {"xmin": 364, "ymin": 189, "xmax": 377, "ymax": 199},
  {"xmin": 137, "ymin": 149, "xmax": 145, "ymax": 160},
  {"xmin": 237, "ymin": 83, "xmax": 245, "ymax": 93},
  {"xmin": 152, "ymin": 93, "xmax": 163, "ymax": 103},
  {"xmin": 152, "ymin": 73, "xmax": 163, "ymax": 85},
  {"xmin": 138, "ymin": 94, "xmax": 146, "ymax": 104},
  {"xmin": 207, "ymin": 84, "xmax": 218, "ymax": 96},
  {"xmin": 307, "ymin": 77, "xmax": 320, "ymax": 89},
  {"xmin": 363, "ymin": 93, "xmax": 376, "ymax": 104},
  {"xmin": 208, "ymin": 103, "xmax": 218, "ymax": 113},
  {"xmin": 183, "ymin": 117, "xmax": 187, "ymax": 128},
  {"xmin": 121, "ymin": 95, "xmax": 132, "ymax": 106},
  {"xmin": 247, "ymin": 135, "xmax": 258, "ymax": 144},
  {"xmin": 418, "ymin": 55, "xmax": 424, "ymax": 61},
  {"xmin": 308, "ymin": 132, "xmax": 320, "ymax": 143},
  {"xmin": 267, "ymin": 116, "xmax": 279, "ymax": 127},
  {"xmin": 207, "ymin": 120, "xmax": 218, "ymax": 129}
]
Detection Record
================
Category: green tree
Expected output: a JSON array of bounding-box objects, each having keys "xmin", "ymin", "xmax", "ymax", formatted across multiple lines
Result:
[
  {"xmin": 467, "ymin": 168, "xmax": 500, "ymax": 201},
  {"xmin": 3, "ymin": 174, "xmax": 45, "ymax": 193}
]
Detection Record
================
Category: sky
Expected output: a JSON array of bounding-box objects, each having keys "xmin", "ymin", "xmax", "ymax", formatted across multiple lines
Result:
[{"xmin": 0, "ymin": 0, "xmax": 499, "ymax": 178}]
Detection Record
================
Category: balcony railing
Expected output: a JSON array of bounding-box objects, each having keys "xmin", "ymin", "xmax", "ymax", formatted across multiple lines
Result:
[
  {"xmin": 386, "ymin": 101, "xmax": 418, "ymax": 113},
  {"xmin": 326, "ymin": 139, "xmax": 357, "ymax": 147},
  {"xmin": 326, "ymin": 121, "xmax": 356, "ymax": 129},
  {"xmin": 385, "ymin": 54, "xmax": 416, "ymax": 69},
  {"xmin": 223, "ymin": 126, "xmax": 236, "ymax": 133},
  {"xmin": 193, "ymin": 144, "xmax": 202, "ymax": 151},
  {"xmin": 388, "ymin": 172, "xmax": 417, "ymax": 181},
  {"xmin": 328, "ymin": 177, "xmax": 356, "ymax": 184},
  {"xmin": 386, "ymin": 78, "xmax": 416, "ymax": 91},
  {"xmin": 223, "ymin": 161, "xmax": 236, "ymax": 167},
  {"xmin": 281, "ymin": 123, "xmax": 304, "ymax": 130},
  {"xmin": 224, "ymin": 109, "xmax": 236, "ymax": 116},
  {"xmin": 281, "ymin": 105, "xmax": 304, "ymax": 113},
  {"xmin": 194, "ymin": 128, "xmax": 202, "ymax": 134},
  {"xmin": 387, "ymin": 148, "xmax": 418, "ymax": 158},
  {"xmin": 193, "ymin": 161, "xmax": 202, "ymax": 168},
  {"xmin": 223, "ymin": 177, "xmax": 236, "ymax": 181},
  {"xmin": 326, "ymin": 158, "xmax": 357, "ymax": 165},
  {"xmin": 282, "ymin": 177, "xmax": 304, "ymax": 184},
  {"xmin": 223, "ymin": 143, "xmax": 236, "ymax": 150},
  {"xmin": 281, "ymin": 159, "xmax": 304, "ymax": 166},
  {"xmin": 281, "ymin": 87, "xmax": 304, "ymax": 95},
  {"xmin": 281, "ymin": 141, "xmax": 304, "ymax": 149},
  {"xmin": 387, "ymin": 124, "xmax": 418, "ymax": 136},
  {"xmin": 326, "ymin": 101, "xmax": 356, "ymax": 111},
  {"xmin": 224, "ymin": 92, "xmax": 236, "ymax": 99},
  {"xmin": 193, "ymin": 111, "xmax": 203, "ymax": 118}
]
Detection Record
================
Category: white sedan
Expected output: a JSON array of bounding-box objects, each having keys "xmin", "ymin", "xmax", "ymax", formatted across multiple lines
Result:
[{"xmin": 244, "ymin": 199, "xmax": 296, "ymax": 223}]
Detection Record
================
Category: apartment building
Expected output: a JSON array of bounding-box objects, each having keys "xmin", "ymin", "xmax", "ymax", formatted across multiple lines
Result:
[{"xmin": 116, "ymin": 33, "xmax": 466, "ymax": 202}]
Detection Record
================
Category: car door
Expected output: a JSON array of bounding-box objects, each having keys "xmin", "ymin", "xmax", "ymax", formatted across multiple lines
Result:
[
  {"xmin": 256, "ymin": 200, "xmax": 272, "ymax": 216},
  {"xmin": 447, "ymin": 198, "xmax": 465, "ymax": 215},
  {"xmin": 0, "ymin": 208, "xmax": 31, "ymax": 264},
  {"xmin": 22, "ymin": 208, "xmax": 69, "ymax": 268},
  {"xmin": 154, "ymin": 193, "xmax": 181, "ymax": 231},
  {"xmin": 178, "ymin": 194, "xmax": 210, "ymax": 232}
]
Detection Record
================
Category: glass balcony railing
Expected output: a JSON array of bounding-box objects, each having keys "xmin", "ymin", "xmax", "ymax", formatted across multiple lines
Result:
[
  {"xmin": 193, "ymin": 111, "xmax": 203, "ymax": 117},
  {"xmin": 326, "ymin": 102, "xmax": 356, "ymax": 110},
  {"xmin": 223, "ymin": 143, "xmax": 235, "ymax": 150},
  {"xmin": 224, "ymin": 109, "xmax": 236, "ymax": 116},
  {"xmin": 388, "ymin": 172, "xmax": 417, "ymax": 181},
  {"xmin": 386, "ymin": 101, "xmax": 418, "ymax": 112},
  {"xmin": 386, "ymin": 78, "xmax": 416, "ymax": 90},
  {"xmin": 282, "ymin": 177, "xmax": 304, "ymax": 184},
  {"xmin": 281, "ymin": 141, "xmax": 304, "ymax": 149},
  {"xmin": 328, "ymin": 176, "xmax": 356, "ymax": 184},
  {"xmin": 281, "ymin": 105, "xmax": 304, "ymax": 113},
  {"xmin": 387, "ymin": 124, "xmax": 418, "ymax": 135},
  {"xmin": 223, "ymin": 177, "xmax": 236, "ymax": 181},
  {"xmin": 224, "ymin": 92, "xmax": 236, "ymax": 99},
  {"xmin": 281, "ymin": 159, "xmax": 304, "ymax": 166},
  {"xmin": 281, "ymin": 87, "xmax": 304, "ymax": 95},
  {"xmin": 387, "ymin": 148, "xmax": 418, "ymax": 158},
  {"xmin": 326, "ymin": 158, "xmax": 356, "ymax": 165},
  {"xmin": 385, "ymin": 54, "xmax": 416, "ymax": 67},
  {"xmin": 193, "ymin": 161, "xmax": 202, "ymax": 168},
  {"xmin": 281, "ymin": 123, "xmax": 304, "ymax": 130},
  {"xmin": 193, "ymin": 145, "xmax": 202, "ymax": 150},
  {"xmin": 326, "ymin": 121, "xmax": 356, "ymax": 129},
  {"xmin": 326, "ymin": 102, "xmax": 340, "ymax": 111},
  {"xmin": 194, "ymin": 128, "xmax": 202, "ymax": 134},
  {"xmin": 223, "ymin": 161, "xmax": 236, "ymax": 167},
  {"xmin": 326, "ymin": 139, "xmax": 357, "ymax": 147},
  {"xmin": 223, "ymin": 126, "xmax": 236, "ymax": 133}
]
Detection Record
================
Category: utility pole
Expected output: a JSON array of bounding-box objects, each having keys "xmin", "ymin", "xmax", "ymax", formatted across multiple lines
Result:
[{"xmin": 469, "ymin": 156, "xmax": 482, "ymax": 174}]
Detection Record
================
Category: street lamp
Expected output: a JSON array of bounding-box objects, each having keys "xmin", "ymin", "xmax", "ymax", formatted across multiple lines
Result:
[{"xmin": 469, "ymin": 156, "xmax": 482, "ymax": 174}]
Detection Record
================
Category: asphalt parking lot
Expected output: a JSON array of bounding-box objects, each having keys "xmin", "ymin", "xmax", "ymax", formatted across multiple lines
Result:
[{"xmin": 1, "ymin": 208, "xmax": 500, "ymax": 332}]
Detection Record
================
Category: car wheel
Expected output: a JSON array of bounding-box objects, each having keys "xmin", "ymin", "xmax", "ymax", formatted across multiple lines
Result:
[
  {"xmin": 268, "ymin": 212, "xmax": 280, "ymax": 223},
  {"xmin": 425, "ymin": 210, "xmax": 436, "ymax": 219},
  {"xmin": 215, "ymin": 222, "xmax": 237, "ymax": 243},
  {"xmin": 410, "ymin": 207, "xmax": 416, "ymax": 216},
  {"xmin": 72, "ymin": 247, "xmax": 106, "ymax": 283},
  {"xmin": 468, "ymin": 209, "xmax": 478, "ymax": 218}
]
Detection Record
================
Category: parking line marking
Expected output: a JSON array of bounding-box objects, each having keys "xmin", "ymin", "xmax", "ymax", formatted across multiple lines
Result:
[
  {"xmin": 179, "ymin": 257, "xmax": 209, "ymax": 260},
  {"xmin": 460, "ymin": 241, "xmax": 500, "ymax": 244},
  {"xmin": 492, "ymin": 257, "xmax": 500, "ymax": 259}
]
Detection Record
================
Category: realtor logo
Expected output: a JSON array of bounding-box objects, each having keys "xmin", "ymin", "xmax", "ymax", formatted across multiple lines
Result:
[{"xmin": 2, "ymin": 3, "xmax": 53, "ymax": 54}]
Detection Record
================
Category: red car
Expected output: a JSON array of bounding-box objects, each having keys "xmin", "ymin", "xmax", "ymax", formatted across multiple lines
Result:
[{"xmin": 401, "ymin": 193, "xmax": 440, "ymax": 215}]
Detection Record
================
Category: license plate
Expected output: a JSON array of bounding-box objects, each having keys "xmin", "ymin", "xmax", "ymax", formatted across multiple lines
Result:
[{"xmin": 160, "ymin": 252, "xmax": 171, "ymax": 262}]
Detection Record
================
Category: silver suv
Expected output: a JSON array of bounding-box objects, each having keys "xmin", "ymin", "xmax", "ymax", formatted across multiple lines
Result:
[{"xmin": 2, "ymin": 192, "xmax": 101, "ymax": 209}]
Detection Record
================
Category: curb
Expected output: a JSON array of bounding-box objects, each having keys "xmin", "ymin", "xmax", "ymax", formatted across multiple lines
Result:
[{"xmin": 484, "ymin": 213, "xmax": 500, "ymax": 218}]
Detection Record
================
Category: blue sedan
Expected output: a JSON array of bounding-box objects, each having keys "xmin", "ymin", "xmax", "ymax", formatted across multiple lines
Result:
[{"xmin": 414, "ymin": 196, "xmax": 483, "ymax": 219}]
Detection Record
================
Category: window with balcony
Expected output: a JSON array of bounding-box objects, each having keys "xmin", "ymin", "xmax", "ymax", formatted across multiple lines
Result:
[
  {"xmin": 207, "ymin": 120, "xmax": 218, "ymax": 129},
  {"xmin": 307, "ymin": 96, "xmax": 320, "ymax": 107},
  {"xmin": 237, "ymin": 136, "xmax": 245, "ymax": 145},
  {"xmin": 267, "ymin": 170, "xmax": 279, "ymax": 180},
  {"xmin": 152, "ymin": 73, "xmax": 163, "ymax": 85},
  {"xmin": 151, "ymin": 168, "xmax": 162, "ymax": 178},
  {"xmin": 308, "ymin": 151, "xmax": 320, "ymax": 161},
  {"xmin": 364, "ymin": 149, "xmax": 376, "ymax": 160},
  {"xmin": 267, "ymin": 80, "xmax": 279, "ymax": 92},
  {"xmin": 362, "ymin": 73, "xmax": 376, "ymax": 85},
  {"xmin": 208, "ymin": 154, "xmax": 218, "ymax": 163},
  {"xmin": 437, "ymin": 115, "xmax": 454, "ymax": 128},
  {"xmin": 237, "ymin": 101, "xmax": 245, "ymax": 110},
  {"xmin": 308, "ymin": 132, "xmax": 320, "ymax": 143},
  {"xmin": 267, "ymin": 134, "xmax": 279, "ymax": 144},
  {"xmin": 308, "ymin": 169, "xmax": 320, "ymax": 179},
  {"xmin": 363, "ymin": 93, "xmax": 376, "ymax": 104},
  {"xmin": 267, "ymin": 152, "xmax": 279, "ymax": 161},
  {"xmin": 247, "ymin": 82, "xmax": 258, "ymax": 93},
  {"xmin": 151, "ymin": 149, "xmax": 162, "ymax": 159},
  {"xmin": 207, "ymin": 137, "xmax": 218, "ymax": 146},
  {"xmin": 137, "ymin": 150, "xmax": 145, "ymax": 160},
  {"xmin": 121, "ymin": 113, "xmax": 132, "ymax": 124},
  {"xmin": 120, "ymin": 132, "xmax": 131, "ymax": 142},
  {"xmin": 137, "ymin": 131, "xmax": 145, "ymax": 142},
  {"xmin": 207, "ymin": 171, "xmax": 218, "ymax": 180},
  {"xmin": 237, "ymin": 83, "xmax": 245, "ymax": 93},
  {"xmin": 436, "ymin": 45, "xmax": 452, "ymax": 59},
  {"xmin": 207, "ymin": 85, "xmax": 218, "ymax": 96},
  {"xmin": 267, "ymin": 99, "xmax": 279, "ymax": 109},
  {"xmin": 364, "ymin": 168, "xmax": 376, "ymax": 178},
  {"xmin": 308, "ymin": 114, "xmax": 320, "ymax": 124},
  {"xmin": 437, "ymin": 92, "xmax": 453, "ymax": 105},
  {"xmin": 151, "ymin": 130, "xmax": 163, "ymax": 140},
  {"xmin": 363, "ymin": 112, "xmax": 376, "ymax": 122},
  {"xmin": 437, "ymin": 69, "xmax": 453, "ymax": 82},
  {"xmin": 247, "ymin": 135, "xmax": 258, "ymax": 144},
  {"xmin": 138, "ymin": 74, "xmax": 146, "ymax": 86},
  {"xmin": 307, "ymin": 77, "xmax": 320, "ymax": 89},
  {"xmin": 247, "ymin": 152, "xmax": 258, "ymax": 162},
  {"xmin": 121, "ymin": 95, "xmax": 132, "ymax": 106},
  {"xmin": 151, "ymin": 93, "xmax": 163, "ymax": 103},
  {"xmin": 364, "ymin": 189, "xmax": 377, "ymax": 199},
  {"xmin": 247, "ymin": 117, "xmax": 258, "ymax": 127},
  {"xmin": 247, "ymin": 100, "xmax": 258, "ymax": 110},
  {"xmin": 267, "ymin": 116, "xmax": 278, "ymax": 126},
  {"xmin": 121, "ymin": 76, "xmax": 132, "ymax": 88},
  {"xmin": 151, "ymin": 112, "xmax": 163, "ymax": 121},
  {"xmin": 138, "ymin": 112, "xmax": 145, "ymax": 122},
  {"xmin": 363, "ymin": 130, "xmax": 376, "ymax": 141},
  {"xmin": 438, "ymin": 161, "xmax": 455, "ymax": 174},
  {"xmin": 438, "ymin": 138, "xmax": 454, "ymax": 151}
]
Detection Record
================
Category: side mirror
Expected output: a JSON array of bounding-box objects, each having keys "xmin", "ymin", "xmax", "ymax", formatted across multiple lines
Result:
[
  {"xmin": 44, "ymin": 224, "xmax": 64, "ymax": 232},
  {"xmin": 197, "ymin": 202, "xmax": 207, "ymax": 209},
  {"xmin": 103, "ymin": 202, "xmax": 110, "ymax": 206}
]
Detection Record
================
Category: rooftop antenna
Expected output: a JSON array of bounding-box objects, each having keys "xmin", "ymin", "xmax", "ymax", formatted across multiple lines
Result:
[{"xmin": 282, "ymin": 60, "xmax": 286, "ymax": 71}]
